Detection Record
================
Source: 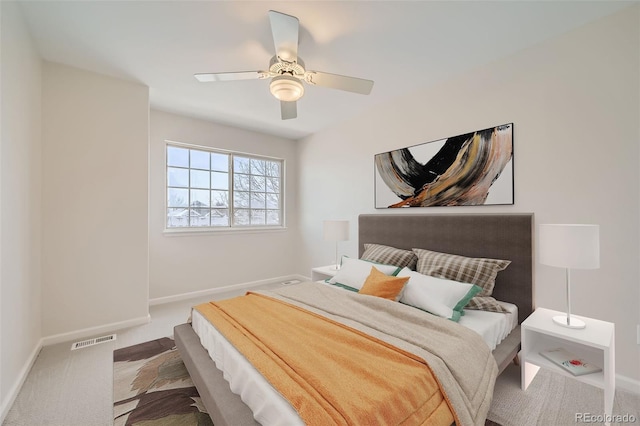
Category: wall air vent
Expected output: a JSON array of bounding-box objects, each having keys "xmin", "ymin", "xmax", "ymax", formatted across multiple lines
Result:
[{"xmin": 71, "ymin": 334, "xmax": 116, "ymax": 350}]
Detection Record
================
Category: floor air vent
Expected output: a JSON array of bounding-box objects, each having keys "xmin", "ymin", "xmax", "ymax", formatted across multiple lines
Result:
[{"xmin": 71, "ymin": 334, "xmax": 116, "ymax": 350}]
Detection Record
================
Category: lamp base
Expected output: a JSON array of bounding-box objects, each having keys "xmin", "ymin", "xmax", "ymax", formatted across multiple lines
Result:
[{"xmin": 553, "ymin": 315, "xmax": 586, "ymax": 329}]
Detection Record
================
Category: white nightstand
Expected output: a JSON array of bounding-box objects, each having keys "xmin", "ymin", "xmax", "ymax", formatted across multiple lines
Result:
[
  {"xmin": 521, "ymin": 307, "xmax": 615, "ymax": 420},
  {"xmin": 311, "ymin": 265, "xmax": 340, "ymax": 281}
]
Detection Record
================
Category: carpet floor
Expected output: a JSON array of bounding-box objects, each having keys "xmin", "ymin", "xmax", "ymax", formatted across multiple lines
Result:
[
  {"xmin": 113, "ymin": 337, "xmax": 503, "ymax": 425},
  {"xmin": 487, "ymin": 361, "xmax": 640, "ymax": 426}
]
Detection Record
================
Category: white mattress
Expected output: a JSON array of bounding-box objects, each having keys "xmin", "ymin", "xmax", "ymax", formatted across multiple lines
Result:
[{"xmin": 191, "ymin": 295, "xmax": 518, "ymax": 425}]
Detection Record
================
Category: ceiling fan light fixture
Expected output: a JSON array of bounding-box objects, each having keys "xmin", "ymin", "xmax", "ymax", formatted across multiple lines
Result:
[
  {"xmin": 194, "ymin": 10, "xmax": 374, "ymax": 120},
  {"xmin": 270, "ymin": 75, "xmax": 304, "ymax": 102}
]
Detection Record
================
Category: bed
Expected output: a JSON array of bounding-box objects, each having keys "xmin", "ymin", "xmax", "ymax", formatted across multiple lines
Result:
[{"xmin": 174, "ymin": 213, "xmax": 533, "ymax": 426}]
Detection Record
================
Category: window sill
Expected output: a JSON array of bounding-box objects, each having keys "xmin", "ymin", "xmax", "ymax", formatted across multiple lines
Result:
[{"xmin": 163, "ymin": 226, "xmax": 287, "ymax": 237}]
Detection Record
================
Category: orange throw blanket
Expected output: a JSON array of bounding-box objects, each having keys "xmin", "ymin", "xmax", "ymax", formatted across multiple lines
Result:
[{"xmin": 195, "ymin": 292, "xmax": 456, "ymax": 426}]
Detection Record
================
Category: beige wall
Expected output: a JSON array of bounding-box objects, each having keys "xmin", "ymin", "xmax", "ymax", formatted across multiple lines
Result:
[
  {"xmin": 0, "ymin": 1, "xmax": 43, "ymax": 416},
  {"xmin": 149, "ymin": 110, "xmax": 299, "ymax": 300},
  {"xmin": 297, "ymin": 7, "xmax": 640, "ymax": 385},
  {"xmin": 2, "ymin": 2, "xmax": 637, "ymax": 412},
  {"xmin": 41, "ymin": 62, "xmax": 149, "ymax": 337}
]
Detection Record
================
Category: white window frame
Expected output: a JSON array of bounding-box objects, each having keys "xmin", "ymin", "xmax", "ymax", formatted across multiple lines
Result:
[{"xmin": 164, "ymin": 141, "xmax": 285, "ymax": 233}]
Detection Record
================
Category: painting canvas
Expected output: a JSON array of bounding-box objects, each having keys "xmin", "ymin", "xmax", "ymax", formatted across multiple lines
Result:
[{"xmin": 375, "ymin": 123, "xmax": 513, "ymax": 208}]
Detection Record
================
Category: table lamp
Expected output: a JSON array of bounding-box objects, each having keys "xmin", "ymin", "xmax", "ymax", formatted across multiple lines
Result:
[
  {"xmin": 323, "ymin": 220, "xmax": 349, "ymax": 270},
  {"xmin": 538, "ymin": 224, "xmax": 600, "ymax": 329}
]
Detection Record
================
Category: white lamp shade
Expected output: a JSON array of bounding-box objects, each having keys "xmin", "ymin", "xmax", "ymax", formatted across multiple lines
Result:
[
  {"xmin": 323, "ymin": 220, "xmax": 349, "ymax": 242},
  {"xmin": 538, "ymin": 224, "xmax": 600, "ymax": 269}
]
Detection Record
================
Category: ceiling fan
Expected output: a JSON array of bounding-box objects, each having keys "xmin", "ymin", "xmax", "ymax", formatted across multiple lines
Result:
[{"xmin": 194, "ymin": 10, "xmax": 374, "ymax": 120}]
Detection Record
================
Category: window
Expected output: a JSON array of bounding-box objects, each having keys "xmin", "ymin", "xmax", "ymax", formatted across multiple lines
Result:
[{"xmin": 166, "ymin": 143, "xmax": 283, "ymax": 230}]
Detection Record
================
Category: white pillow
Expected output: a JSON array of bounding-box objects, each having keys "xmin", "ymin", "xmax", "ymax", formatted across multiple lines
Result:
[
  {"xmin": 327, "ymin": 257, "xmax": 400, "ymax": 290},
  {"xmin": 397, "ymin": 267, "xmax": 481, "ymax": 321}
]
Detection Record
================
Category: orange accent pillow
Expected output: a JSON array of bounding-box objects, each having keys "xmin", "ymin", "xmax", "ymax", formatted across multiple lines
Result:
[{"xmin": 358, "ymin": 267, "xmax": 409, "ymax": 301}]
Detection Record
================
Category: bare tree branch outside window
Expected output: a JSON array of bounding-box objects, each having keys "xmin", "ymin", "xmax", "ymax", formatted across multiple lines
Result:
[{"xmin": 166, "ymin": 144, "xmax": 283, "ymax": 229}]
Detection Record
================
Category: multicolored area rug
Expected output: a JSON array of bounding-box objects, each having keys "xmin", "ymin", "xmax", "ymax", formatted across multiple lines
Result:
[{"xmin": 113, "ymin": 337, "xmax": 213, "ymax": 426}]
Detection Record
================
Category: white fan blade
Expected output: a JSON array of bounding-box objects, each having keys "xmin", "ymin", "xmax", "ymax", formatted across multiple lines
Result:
[
  {"xmin": 194, "ymin": 71, "xmax": 264, "ymax": 82},
  {"xmin": 306, "ymin": 71, "xmax": 374, "ymax": 95},
  {"xmin": 280, "ymin": 101, "xmax": 297, "ymax": 120},
  {"xmin": 268, "ymin": 10, "xmax": 299, "ymax": 63}
]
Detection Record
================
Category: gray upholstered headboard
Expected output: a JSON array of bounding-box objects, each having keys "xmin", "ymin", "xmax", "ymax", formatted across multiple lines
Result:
[{"xmin": 358, "ymin": 213, "xmax": 534, "ymax": 323}]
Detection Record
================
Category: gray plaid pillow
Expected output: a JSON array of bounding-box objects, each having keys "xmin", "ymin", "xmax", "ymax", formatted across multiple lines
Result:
[
  {"xmin": 465, "ymin": 296, "xmax": 510, "ymax": 313},
  {"xmin": 413, "ymin": 248, "xmax": 510, "ymax": 297},
  {"xmin": 413, "ymin": 248, "xmax": 511, "ymax": 313},
  {"xmin": 362, "ymin": 244, "xmax": 418, "ymax": 270}
]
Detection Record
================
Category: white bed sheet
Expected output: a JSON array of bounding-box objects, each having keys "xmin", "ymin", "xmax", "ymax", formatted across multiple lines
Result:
[
  {"xmin": 459, "ymin": 301, "xmax": 518, "ymax": 350},
  {"xmin": 191, "ymin": 294, "xmax": 518, "ymax": 425},
  {"xmin": 192, "ymin": 308, "xmax": 304, "ymax": 426}
]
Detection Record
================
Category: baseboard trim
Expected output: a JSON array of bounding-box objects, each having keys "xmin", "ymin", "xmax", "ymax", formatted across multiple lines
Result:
[
  {"xmin": 0, "ymin": 337, "xmax": 44, "ymax": 423},
  {"xmin": 41, "ymin": 314, "xmax": 151, "ymax": 347},
  {"xmin": 149, "ymin": 274, "xmax": 308, "ymax": 306},
  {"xmin": 617, "ymin": 373, "xmax": 640, "ymax": 395}
]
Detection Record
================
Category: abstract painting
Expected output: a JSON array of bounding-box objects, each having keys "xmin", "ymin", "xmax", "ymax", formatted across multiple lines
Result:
[{"xmin": 374, "ymin": 123, "xmax": 513, "ymax": 208}]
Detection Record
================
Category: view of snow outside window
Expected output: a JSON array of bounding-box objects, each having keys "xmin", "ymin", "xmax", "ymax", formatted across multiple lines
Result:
[{"xmin": 167, "ymin": 144, "xmax": 283, "ymax": 229}]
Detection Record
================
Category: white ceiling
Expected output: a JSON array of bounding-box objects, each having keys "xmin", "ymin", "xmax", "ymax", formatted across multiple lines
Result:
[{"xmin": 18, "ymin": 1, "xmax": 632, "ymax": 140}]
